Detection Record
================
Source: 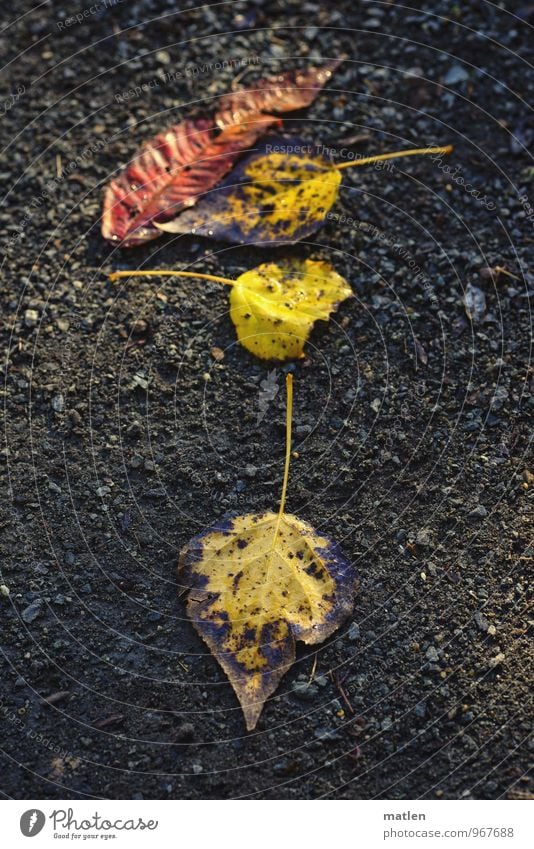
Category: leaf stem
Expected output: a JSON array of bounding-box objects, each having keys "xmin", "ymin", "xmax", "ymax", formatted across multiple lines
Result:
[
  {"xmin": 335, "ymin": 144, "xmax": 453, "ymax": 171},
  {"xmin": 273, "ymin": 373, "xmax": 293, "ymax": 545},
  {"xmin": 108, "ymin": 269, "xmax": 235, "ymax": 286}
]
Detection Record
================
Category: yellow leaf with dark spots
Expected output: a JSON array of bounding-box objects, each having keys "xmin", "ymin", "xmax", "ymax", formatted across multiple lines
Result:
[
  {"xmin": 109, "ymin": 259, "xmax": 353, "ymax": 362},
  {"xmin": 156, "ymin": 139, "xmax": 453, "ymax": 245},
  {"xmin": 230, "ymin": 259, "xmax": 352, "ymax": 360},
  {"xmin": 178, "ymin": 375, "xmax": 357, "ymax": 730},
  {"xmin": 157, "ymin": 146, "xmax": 340, "ymax": 244}
]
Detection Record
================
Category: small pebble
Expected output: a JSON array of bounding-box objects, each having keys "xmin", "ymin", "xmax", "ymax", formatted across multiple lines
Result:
[
  {"xmin": 347, "ymin": 623, "xmax": 360, "ymax": 641},
  {"xmin": 24, "ymin": 309, "xmax": 39, "ymax": 327},
  {"xmin": 21, "ymin": 600, "xmax": 43, "ymax": 623},
  {"xmin": 474, "ymin": 612, "xmax": 489, "ymax": 632},
  {"xmin": 130, "ymin": 319, "xmax": 148, "ymax": 335},
  {"xmin": 292, "ymin": 681, "xmax": 318, "ymax": 701},
  {"xmin": 416, "ymin": 528, "xmax": 432, "ymax": 546},
  {"xmin": 175, "ymin": 722, "xmax": 195, "ymax": 742},
  {"xmin": 425, "ymin": 645, "xmax": 439, "ymax": 663},
  {"xmin": 133, "ymin": 374, "xmax": 149, "ymax": 390},
  {"xmin": 443, "ymin": 64, "xmax": 469, "ymax": 85}
]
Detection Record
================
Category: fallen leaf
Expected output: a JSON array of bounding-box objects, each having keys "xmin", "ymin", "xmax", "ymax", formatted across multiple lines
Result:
[
  {"xmin": 102, "ymin": 62, "xmax": 340, "ymax": 247},
  {"xmin": 215, "ymin": 60, "xmax": 341, "ymax": 129},
  {"xmin": 178, "ymin": 375, "xmax": 357, "ymax": 729},
  {"xmin": 229, "ymin": 259, "xmax": 352, "ymax": 359},
  {"xmin": 157, "ymin": 140, "xmax": 340, "ymax": 244},
  {"xmin": 158, "ymin": 139, "xmax": 453, "ymax": 245},
  {"xmin": 102, "ymin": 117, "xmax": 279, "ymax": 247},
  {"xmin": 109, "ymin": 258, "xmax": 353, "ymax": 361}
]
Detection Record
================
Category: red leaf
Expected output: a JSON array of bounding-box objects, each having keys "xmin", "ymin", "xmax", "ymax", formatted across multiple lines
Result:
[
  {"xmin": 215, "ymin": 59, "xmax": 342, "ymax": 129},
  {"xmin": 102, "ymin": 116, "xmax": 279, "ymax": 247},
  {"xmin": 102, "ymin": 62, "xmax": 341, "ymax": 248}
]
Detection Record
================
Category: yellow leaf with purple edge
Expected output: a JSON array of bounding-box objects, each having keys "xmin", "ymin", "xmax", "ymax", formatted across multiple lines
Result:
[
  {"xmin": 156, "ymin": 140, "xmax": 453, "ymax": 246},
  {"xmin": 157, "ymin": 144, "xmax": 341, "ymax": 245},
  {"xmin": 178, "ymin": 375, "xmax": 358, "ymax": 730}
]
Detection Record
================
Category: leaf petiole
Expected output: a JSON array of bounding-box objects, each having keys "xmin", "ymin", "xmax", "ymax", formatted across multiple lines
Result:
[
  {"xmin": 272, "ymin": 373, "xmax": 293, "ymax": 547},
  {"xmin": 109, "ymin": 269, "xmax": 235, "ymax": 287},
  {"xmin": 334, "ymin": 144, "xmax": 453, "ymax": 171}
]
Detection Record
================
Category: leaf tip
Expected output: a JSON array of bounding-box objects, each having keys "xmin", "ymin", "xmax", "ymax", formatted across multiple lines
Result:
[{"xmin": 242, "ymin": 701, "xmax": 264, "ymax": 732}]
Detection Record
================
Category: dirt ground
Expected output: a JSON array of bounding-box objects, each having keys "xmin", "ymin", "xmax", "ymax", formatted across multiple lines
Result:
[{"xmin": 0, "ymin": 1, "xmax": 532, "ymax": 800}]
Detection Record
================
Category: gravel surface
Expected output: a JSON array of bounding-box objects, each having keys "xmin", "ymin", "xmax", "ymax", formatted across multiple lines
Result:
[{"xmin": 0, "ymin": 0, "xmax": 532, "ymax": 800}]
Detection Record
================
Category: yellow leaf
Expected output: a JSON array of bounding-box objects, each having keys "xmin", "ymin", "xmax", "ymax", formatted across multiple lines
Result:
[
  {"xmin": 221, "ymin": 152, "xmax": 341, "ymax": 242},
  {"xmin": 109, "ymin": 259, "xmax": 353, "ymax": 361},
  {"xmin": 230, "ymin": 259, "xmax": 352, "ymax": 360},
  {"xmin": 158, "ymin": 150, "xmax": 340, "ymax": 244},
  {"xmin": 157, "ymin": 141, "xmax": 453, "ymax": 245},
  {"xmin": 179, "ymin": 375, "xmax": 357, "ymax": 730}
]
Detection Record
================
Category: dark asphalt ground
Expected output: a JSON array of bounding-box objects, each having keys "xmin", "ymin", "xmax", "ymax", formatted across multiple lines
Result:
[{"xmin": 0, "ymin": 0, "xmax": 532, "ymax": 799}]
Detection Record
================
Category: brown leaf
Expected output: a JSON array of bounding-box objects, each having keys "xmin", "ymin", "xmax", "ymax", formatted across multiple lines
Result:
[{"xmin": 215, "ymin": 60, "xmax": 342, "ymax": 129}]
